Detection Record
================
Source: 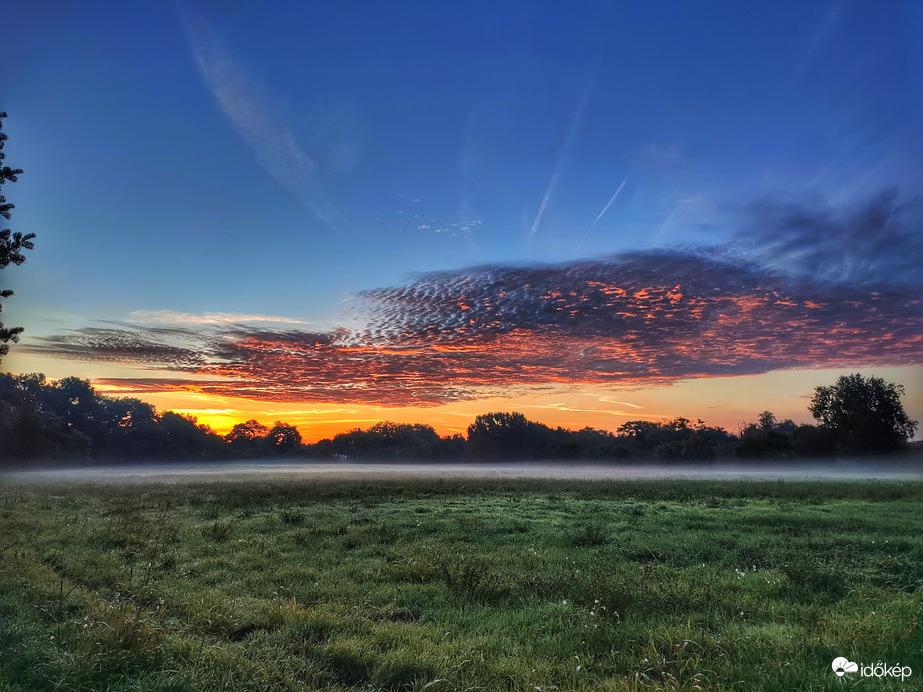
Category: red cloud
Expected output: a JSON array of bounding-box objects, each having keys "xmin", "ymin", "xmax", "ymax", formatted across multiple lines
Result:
[{"xmin": 26, "ymin": 250, "xmax": 922, "ymax": 406}]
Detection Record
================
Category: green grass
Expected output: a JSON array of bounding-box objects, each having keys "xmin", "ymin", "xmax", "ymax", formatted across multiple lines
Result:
[{"xmin": 0, "ymin": 478, "xmax": 921, "ymax": 691}]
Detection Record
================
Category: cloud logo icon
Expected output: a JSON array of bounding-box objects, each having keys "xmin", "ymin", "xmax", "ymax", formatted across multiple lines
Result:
[{"xmin": 832, "ymin": 657, "xmax": 859, "ymax": 676}]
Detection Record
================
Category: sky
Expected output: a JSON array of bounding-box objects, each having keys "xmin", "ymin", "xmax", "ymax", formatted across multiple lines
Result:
[{"xmin": 2, "ymin": 1, "xmax": 922, "ymax": 441}]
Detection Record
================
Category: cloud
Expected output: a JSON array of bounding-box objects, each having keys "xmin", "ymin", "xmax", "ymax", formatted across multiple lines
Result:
[
  {"xmin": 179, "ymin": 8, "xmax": 344, "ymax": 228},
  {"xmin": 426, "ymin": 220, "xmax": 482, "ymax": 239},
  {"xmin": 785, "ymin": 0, "xmax": 843, "ymax": 93},
  {"xmin": 128, "ymin": 310, "xmax": 308, "ymax": 326},
  {"xmin": 735, "ymin": 190, "xmax": 923, "ymax": 287},
  {"xmin": 354, "ymin": 250, "xmax": 920, "ymax": 372},
  {"xmin": 25, "ymin": 192, "xmax": 923, "ymax": 406},
  {"xmin": 27, "ymin": 328, "xmax": 205, "ymax": 369},
  {"xmin": 92, "ymin": 377, "xmax": 214, "ymax": 394},
  {"xmin": 592, "ymin": 176, "xmax": 630, "ymax": 227},
  {"xmin": 575, "ymin": 175, "xmax": 629, "ymax": 253},
  {"xmin": 640, "ymin": 141, "xmax": 690, "ymax": 170},
  {"xmin": 530, "ymin": 65, "xmax": 596, "ymax": 236}
]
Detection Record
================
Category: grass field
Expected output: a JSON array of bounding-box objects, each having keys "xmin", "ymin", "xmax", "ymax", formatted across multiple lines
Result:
[{"xmin": 0, "ymin": 478, "xmax": 921, "ymax": 691}]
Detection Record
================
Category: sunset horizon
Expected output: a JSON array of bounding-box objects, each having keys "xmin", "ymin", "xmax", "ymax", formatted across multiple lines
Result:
[{"xmin": 3, "ymin": 2, "xmax": 921, "ymax": 444}]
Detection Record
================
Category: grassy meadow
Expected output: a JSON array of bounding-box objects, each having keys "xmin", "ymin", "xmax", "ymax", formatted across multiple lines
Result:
[{"xmin": 0, "ymin": 477, "xmax": 921, "ymax": 691}]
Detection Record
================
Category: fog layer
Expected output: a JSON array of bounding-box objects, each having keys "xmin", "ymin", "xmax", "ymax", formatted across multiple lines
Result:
[{"xmin": 2, "ymin": 459, "xmax": 920, "ymax": 486}]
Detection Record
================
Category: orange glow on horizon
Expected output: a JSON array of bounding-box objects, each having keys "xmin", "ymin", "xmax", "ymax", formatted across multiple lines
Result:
[{"xmin": 90, "ymin": 366, "xmax": 923, "ymax": 443}]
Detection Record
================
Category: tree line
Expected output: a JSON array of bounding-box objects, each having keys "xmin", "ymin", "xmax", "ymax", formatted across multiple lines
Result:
[{"xmin": 0, "ymin": 371, "xmax": 916, "ymax": 467}]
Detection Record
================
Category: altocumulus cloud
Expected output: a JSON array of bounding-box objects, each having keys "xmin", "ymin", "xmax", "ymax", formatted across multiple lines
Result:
[{"xmin": 25, "ymin": 194, "xmax": 923, "ymax": 406}]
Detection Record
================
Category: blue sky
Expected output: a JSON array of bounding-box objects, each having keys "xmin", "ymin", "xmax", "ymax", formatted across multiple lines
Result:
[{"xmin": 3, "ymin": 1, "xmax": 921, "ymax": 437}]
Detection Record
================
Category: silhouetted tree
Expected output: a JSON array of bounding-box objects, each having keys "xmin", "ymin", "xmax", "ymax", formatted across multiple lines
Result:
[
  {"xmin": 102, "ymin": 397, "xmax": 157, "ymax": 458},
  {"xmin": 225, "ymin": 419, "xmax": 270, "ymax": 457},
  {"xmin": 616, "ymin": 420, "xmax": 665, "ymax": 449},
  {"xmin": 467, "ymin": 412, "xmax": 546, "ymax": 460},
  {"xmin": 0, "ymin": 373, "xmax": 91, "ymax": 461},
  {"xmin": 569, "ymin": 426, "xmax": 631, "ymax": 459},
  {"xmin": 105, "ymin": 397, "xmax": 157, "ymax": 433},
  {"xmin": 736, "ymin": 411, "xmax": 796, "ymax": 459},
  {"xmin": 758, "ymin": 411, "xmax": 776, "ymax": 432},
  {"xmin": 617, "ymin": 417, "xmax": 731, "ymax": 460},
  {"xmin": 791, "ymin": 423, "xmax": 837, "ymax": 457},
  {"xmin": 154, "ymin": 411, "xmax": 225, "ymax": 460},
  {"xmin": 328, "ymin": 421, "xmax": 444, "ymax": 460},
  {"xmin": 0, "ymin": 113, "xmax": 36, "ymax": 361},
  {"xmin": 433, "ymin": 433, "xmax": 467, "ymax": 460},
  {"xmin": 809, "ymin": 374, "xmax": 917, "ymax": 455},
  {"xmin": 268, "ymin": 421, "xmax": 302, "ymax": 454},
  {"xmin": 45, "ymin": 377, "xmax": 109, "ymax": 451},
  {"xmin": 226, "ymin": 419, "xmax": 269, "ymax": 442}
]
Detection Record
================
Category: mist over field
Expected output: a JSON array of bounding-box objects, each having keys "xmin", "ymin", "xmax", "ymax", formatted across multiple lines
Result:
[{"xmin": 3, "ymin": 457, "xmax": 922, "ymax": 486}]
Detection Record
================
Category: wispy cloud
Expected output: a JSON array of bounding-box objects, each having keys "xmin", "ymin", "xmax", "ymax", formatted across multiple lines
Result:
[
  {"xmin": 128, "ymin": 310, "xmax": 308, "ymax": 326},
  {"xmin": 530, "ymin": 66, "xmax": 596, "ymax": 236},
  {"xmin": 592, "ymin": 176, "xmax": 630, "ymax": 227},
  {"xmin": 785, "ymin": 0, "xmax": 844, "ymax": 93},
  {"xmin": 179, "ymin": 7, "xmax": 342, "ymax": 228},
  {"xmin": 735, "ymin": 190, "xmax": 923, "ymax": 287},
  {"xmin": 419, "ymin": 220, "xmax": 482, "ymax": 239},
  {"xmin": 575, "ymin": 175, "xmax": 629, "ymax": 254}
]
